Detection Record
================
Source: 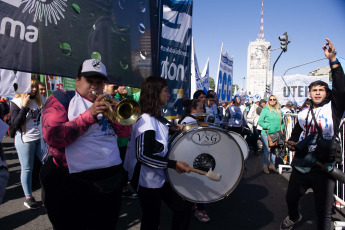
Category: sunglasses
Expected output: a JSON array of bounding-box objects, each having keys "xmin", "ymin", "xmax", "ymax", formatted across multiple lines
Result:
[{"xmin": 269, "ymin": 98, "xmax": 276, "ymax": 101}]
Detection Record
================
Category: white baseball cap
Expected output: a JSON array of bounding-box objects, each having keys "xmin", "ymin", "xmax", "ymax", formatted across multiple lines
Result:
[{"xmin": 79, "ymin": 59, "xmax": 108, "ymax": 81}]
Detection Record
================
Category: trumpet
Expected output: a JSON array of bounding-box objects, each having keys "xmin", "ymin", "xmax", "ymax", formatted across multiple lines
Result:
[{"xmin": 92, "ymin": 91, "xmax": 141, "ymax": 125}]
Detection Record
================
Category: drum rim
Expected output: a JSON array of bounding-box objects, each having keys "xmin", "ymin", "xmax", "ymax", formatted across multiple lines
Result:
[{"xmin": 167, "ymin": 125, "xmax": 244, "ymax": 203}]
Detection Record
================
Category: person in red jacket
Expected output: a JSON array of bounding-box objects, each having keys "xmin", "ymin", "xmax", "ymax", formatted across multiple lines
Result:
[{"xmin": 40, "ymin": 59, "xmax": 131, "ymax": 230}]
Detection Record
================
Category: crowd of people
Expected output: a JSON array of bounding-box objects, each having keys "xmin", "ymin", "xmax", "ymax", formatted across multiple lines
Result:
[{"xmin": 0, "ymin": 38, "xmax": 344, "ymax": 230}]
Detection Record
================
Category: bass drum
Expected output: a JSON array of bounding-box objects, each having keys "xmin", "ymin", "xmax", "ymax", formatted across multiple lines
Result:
[
  {"xmin": 227, "ymin": 131, "xmax": 249, "ymax": 160},
  {"xmin": 167, "ymin": 125, "xmax": 244, "ymax": 203}
]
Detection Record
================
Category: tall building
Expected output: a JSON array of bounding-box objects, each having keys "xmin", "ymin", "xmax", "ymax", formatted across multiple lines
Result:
[{"xmin": 246, "ymin": 1, "xmax": 272, "ymax": 97}]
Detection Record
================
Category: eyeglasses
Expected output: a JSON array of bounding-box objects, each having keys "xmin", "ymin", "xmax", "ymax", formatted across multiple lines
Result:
[{"xmin": 269, "ymin": 98, "xmax": 276, "ymax": 101}]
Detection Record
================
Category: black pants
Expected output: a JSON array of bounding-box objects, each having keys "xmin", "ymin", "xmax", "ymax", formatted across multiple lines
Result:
[
  {"xmin": 250, "ymin": 126, "xmax": 259, "ymax": 152},
  {"xmin": 227, "ymin": 126, "xmax": 242, "ymax": 135},
  {"xmin": 40, "ymin": 157, "xmax": 122, "ymax": 230},
  {"xmin": 138, "ymin": 183, "xmax": 193, "ymax": 230},
  {"xmin": 119, "ymin": 145, "xmax": 129, "ymax": 187},
  {"xmin": 286, "ymin": 168, "xmax": 335, "ymax": 230}
]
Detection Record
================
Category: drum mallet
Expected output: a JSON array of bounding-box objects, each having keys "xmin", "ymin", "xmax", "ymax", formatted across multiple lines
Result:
[
  {"xmin": 186, "ymin": 167, "xmax": 221, "ymax": 181},
  {"xmin": 317, "ymin": 162, "xmax": 345, "ymax": 184}
]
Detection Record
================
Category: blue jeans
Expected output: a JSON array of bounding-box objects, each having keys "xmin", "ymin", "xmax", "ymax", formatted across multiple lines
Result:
[
  {"xmin": 261, "ymin": 134, "xmax": 276, "ymax": 165},
  {"xmin": 15, "ymin": 134, "xmax": 43, "ymax": 196}
]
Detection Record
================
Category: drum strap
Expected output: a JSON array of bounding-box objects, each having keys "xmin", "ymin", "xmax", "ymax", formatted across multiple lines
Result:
[{"xmin": 157, "ymin": 116, "xmax": 178, "ymax": 128}]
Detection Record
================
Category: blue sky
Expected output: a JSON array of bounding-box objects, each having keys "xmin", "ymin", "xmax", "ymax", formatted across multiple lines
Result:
[{"xmin": 192, "ymin": 0, "xmax": 345, "ymax": 89}]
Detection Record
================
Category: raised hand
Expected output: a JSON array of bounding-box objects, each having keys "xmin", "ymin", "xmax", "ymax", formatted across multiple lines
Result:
[
  {"xmin": 322, "ymin": 38, "xmax": 337, "ymax": 62},
  {"xmin": 22, "ymin": 95, "xmax": 30, "ymax": 108},
  {"xmin": 89, "ymin": 94, "xmax": 109, "ymax": 118}
]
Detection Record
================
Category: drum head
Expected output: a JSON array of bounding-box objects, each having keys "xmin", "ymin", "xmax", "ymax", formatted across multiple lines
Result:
[
  {"xmin": 228, "ymin": 131, "xmax": 249, "ymax": 160},
  {"xmin": 168, "ymin": 126, "xmax": 244, "ymax": 203}
]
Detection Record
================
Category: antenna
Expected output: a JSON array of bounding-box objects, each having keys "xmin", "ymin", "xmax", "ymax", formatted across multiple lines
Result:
[{"xmin": 259, "ymin": 1, "xmax": 264, "ymax": 40}]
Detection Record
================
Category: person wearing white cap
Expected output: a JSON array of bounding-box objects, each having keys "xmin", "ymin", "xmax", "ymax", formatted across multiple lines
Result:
[{"xmin": 40, "ymin": 59, "xmax": 131, "ymax": 229}]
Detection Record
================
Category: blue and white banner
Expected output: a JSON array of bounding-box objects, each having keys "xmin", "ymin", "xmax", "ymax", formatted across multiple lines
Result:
[
  {"xmin": 190, "ymin": 37, "xmax": 202, "ymax": 98},
  {"xmin": 201, "ymin": 58, "xmax": 210, "ymax": 93},
  {"xmin": 216, "ymin": 45, "xmax": 233, "ymax": 102},
  {"xmin": 160, "ymin": 0, "xmax": 192, "ymax": 119},
  {"xmin": 273, "ymin": 74, "xmax": 329, "ymax": 106},
  {"xmin": 0, "ymin": 69, "xmax": 31, "ymax": 97}
]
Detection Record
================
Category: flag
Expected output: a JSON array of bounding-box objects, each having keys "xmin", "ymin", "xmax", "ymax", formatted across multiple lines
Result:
[
  {"xmin": 215, "ymin": 44, "xmax": 233, "ymax": 102},
  {"xmin": 201, "ymin": 58, "xmax": 210, "ymax": 92},
  {"xmin": 190, "ymin": 37, "xmax": 202, "ymax": 98},
  {"xmin": 0, "ymin": 69, "xmax": 31, "ymax": 97}
]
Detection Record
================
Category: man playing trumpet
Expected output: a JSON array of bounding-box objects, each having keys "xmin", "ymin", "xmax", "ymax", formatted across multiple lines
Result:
[{"xmin": 40, "ymin": 59, "xmax": 131, "ymax": 229}]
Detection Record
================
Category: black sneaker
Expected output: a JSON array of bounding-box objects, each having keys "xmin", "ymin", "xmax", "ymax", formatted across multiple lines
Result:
[
  {"xmin": 24, "ymin": 197, "xmax": 40, "ymax": 209},
  {"xmin": 122, "ymin": 190, "xmax": 138, "ymax": 198}
]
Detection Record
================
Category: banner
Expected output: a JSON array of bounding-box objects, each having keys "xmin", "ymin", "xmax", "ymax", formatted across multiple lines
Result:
[
  {"xmin": 273, "ymin": 74, "xmax": 329, "ymax": 106},
  {"xmin": 160, "ymin": 0, "xmax": 192, "ymax": 119},
  {"xmin": 0, "ymin": 69, "xmax": 31, "ymax": 97},
  {"xmin": 215, "ymin": 45, "xmax": 233, "ymax": 102},
  {"xmin": 0, "ymin": 0, "xmax": 153, "ymax": 87},
  {"xmin": 201, "ymin": 58, "xmax": 209, "ymax": 92}
]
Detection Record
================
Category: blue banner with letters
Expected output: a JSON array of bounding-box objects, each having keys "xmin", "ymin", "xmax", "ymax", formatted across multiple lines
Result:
[
  {"xmin": 159, "ymin": 0, "xmax": 192, "ymax": 119},
  {"xmin": 216, "ymin": 49, "xmax": 233, "ymax": 102}
]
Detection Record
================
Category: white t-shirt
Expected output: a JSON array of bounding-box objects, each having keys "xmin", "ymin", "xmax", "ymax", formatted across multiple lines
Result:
[
  {"xmin": 124, "ymin": 113, "xmax": 169, "ymax": 189},
  {"xmin": 12, "ymin": 96, "xmax": 45, "ymax": 143},
  {"xmin": 65, "ymin": 92, "xmax": 121, "ymax": 173}
]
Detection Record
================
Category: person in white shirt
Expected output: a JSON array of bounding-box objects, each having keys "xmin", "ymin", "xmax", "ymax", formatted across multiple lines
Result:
[
  {"xmin": 179, "ymin": 99, "xmax": 203, "ymax": 125},
  {"xmin": 205, "ymin": 94, "xmax": 217, "ymax": 124},
  {"xmin": 207, "ymin": 90, "xmax": 222, "ymax": 124},
  {"xmin": 281, "ymin": 101, "xmax": 293, "ymax": 114},
  {"xmin": 10, "ymin": 77, "xmax": 45, "ymax": 209},
  {"xmin": 125, "ymin": 76, "xmax": 192, "ymax": 230},
  {"xmin": 247, "ymin": 97, "xmax": 261, "ymax": 155}
]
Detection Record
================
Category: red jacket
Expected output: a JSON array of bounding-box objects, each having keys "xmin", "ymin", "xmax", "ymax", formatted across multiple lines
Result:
[{"xmin": 42, "ymin": 92, "xmax": 131, "ymax": 168}]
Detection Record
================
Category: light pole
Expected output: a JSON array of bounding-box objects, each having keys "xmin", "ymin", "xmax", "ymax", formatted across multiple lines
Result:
[
  {"xmin": 271, "ymin": 32, "xmax": 291, "ymax": 95},
  {"xmin": 243, "ymin": 77, "xmax": 246, "ymax": 91},
  {"xmin": 279, "ymin": 57, "xmax": 328, "ymax": 103}
]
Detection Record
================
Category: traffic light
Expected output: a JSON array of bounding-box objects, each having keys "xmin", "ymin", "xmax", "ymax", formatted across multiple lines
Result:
[
  {"xmin": 279, "ymin": 32, "xmax": 289, "ymax": 52},
  {"xmin": 265, "ymin": 85, "xmax": 271, "ymax": 93}
]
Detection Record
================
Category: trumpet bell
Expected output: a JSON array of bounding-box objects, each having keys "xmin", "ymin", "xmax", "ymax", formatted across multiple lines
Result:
[{"xmin": 115, "ymin": 99, "xmax": 141, "ymax": 125}]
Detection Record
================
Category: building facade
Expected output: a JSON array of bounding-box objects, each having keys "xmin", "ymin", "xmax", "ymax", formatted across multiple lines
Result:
[{"xmin": 246, "ymin": 39, "xmax": 272, "ymax": 97}]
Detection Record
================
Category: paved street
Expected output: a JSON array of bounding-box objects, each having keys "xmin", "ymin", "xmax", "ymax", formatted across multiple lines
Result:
[{"xmin": 1, "ymin": 135, "xmax": 344, "ymax": 230}]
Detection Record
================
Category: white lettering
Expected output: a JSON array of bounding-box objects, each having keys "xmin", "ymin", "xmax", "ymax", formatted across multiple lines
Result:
[
  {"xmin": 161, "ymin": 57, "xmax": 185, "ymax": 81},
  {"xmin": 0, "ymin": 17, "xmax": 38, "ymax": 43}
]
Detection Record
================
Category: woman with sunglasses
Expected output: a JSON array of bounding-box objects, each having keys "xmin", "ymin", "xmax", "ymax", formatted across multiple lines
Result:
[{"xmin": 258, "ymin": 95, "xmax": 284, "ymax": 174}]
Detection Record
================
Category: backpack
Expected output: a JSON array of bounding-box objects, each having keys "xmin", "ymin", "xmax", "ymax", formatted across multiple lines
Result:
[{"xmin": 41, "ymin": 90, "xmax": 75, "ymax": 162}]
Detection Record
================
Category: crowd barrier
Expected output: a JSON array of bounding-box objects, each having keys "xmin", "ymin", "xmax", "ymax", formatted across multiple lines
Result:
[{"xmin": 279, "ymin": 113, "xmax": 345, "ymax": 229}]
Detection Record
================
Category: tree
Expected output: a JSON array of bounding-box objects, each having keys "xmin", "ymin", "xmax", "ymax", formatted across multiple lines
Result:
[
  {"xmin": 209, "ymin": 77, "xmax": 215, "ymax": 91},
  {"xmin": 232, "ymin": 84, "xmax": 239, "ymax": 95}
]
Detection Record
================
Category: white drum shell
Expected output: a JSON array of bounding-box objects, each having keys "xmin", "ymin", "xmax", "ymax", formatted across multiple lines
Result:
[
  {"xmin": 228, "ymin": 131, "xmax": 249, "ymax": 160},
  {"xmin": 167, "ymin": 126, "xmax": 244, "ymax": 203}
]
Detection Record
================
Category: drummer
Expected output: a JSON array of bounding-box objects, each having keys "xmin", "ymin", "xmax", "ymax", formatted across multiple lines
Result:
[
  {"xmin": 178, "ymin": 99, "xmax": 212, "ymax": 223},
  {"xmin": 124, "ymin": 76, "xmax": 193, "ymax": 230}
]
